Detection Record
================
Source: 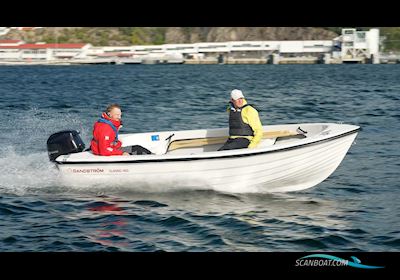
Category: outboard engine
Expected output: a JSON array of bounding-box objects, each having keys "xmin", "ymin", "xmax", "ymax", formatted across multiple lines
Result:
[{"xmin": 47, "ymin": 130, "xmax": 85, "ymax": 162}]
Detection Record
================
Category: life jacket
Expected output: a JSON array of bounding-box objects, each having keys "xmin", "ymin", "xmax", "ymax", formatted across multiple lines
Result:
[
  {"xmin": 229, "ymin": 103, "xmax": 254, "ymax": 136},
  {"xmin": 90, "ymin": 113, "xmax": 123, "ymax": 156},
  {"xmin": 96, "ymin": 117, "xmax": 119, "ymax": 144}
]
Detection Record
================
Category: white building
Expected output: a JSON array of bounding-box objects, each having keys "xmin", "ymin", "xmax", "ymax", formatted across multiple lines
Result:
[
  {"xmin": 339, "ymin": 28, "xmax": 380, "ymax": 63},
  {"xmin": 0, "ymin": 43, "xmax": 91, "ymax": 61}
]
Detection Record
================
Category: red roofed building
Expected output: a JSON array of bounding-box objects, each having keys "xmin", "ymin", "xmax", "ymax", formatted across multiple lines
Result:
[
  {"xmin": 0, "ymin": 42, "xmax": 92, "ymax": 61},
  {"xmin": 0, "ymin": 39, "xmax": 25, "ymax": 46}
]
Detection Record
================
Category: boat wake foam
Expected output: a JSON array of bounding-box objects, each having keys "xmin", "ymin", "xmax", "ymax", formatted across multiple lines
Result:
[{"xmin": 0, "ymin": 147, "xmax": 60, "ymax": 195}]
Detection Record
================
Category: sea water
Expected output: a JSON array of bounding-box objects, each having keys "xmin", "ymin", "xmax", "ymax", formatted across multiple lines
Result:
[{"xmin": 0, "ymin": 64, "xmax": 399, "ymax": 251}]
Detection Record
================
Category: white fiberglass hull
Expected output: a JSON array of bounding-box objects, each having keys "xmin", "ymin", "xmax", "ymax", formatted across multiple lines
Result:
[{"xmin": 54, "ymin": 123, "xmax": 359, "ymax": 193}]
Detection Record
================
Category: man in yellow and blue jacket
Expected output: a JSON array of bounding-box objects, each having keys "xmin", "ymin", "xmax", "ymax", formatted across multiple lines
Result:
[{"xmin": 218, "ymin": 89, "xmax": 263, "ymax": 151}]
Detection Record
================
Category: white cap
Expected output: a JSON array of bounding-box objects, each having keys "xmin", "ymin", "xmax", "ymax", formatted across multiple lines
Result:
[{"xmin": 231, "ymin": 89, "xmax": 244, "ymax": 100}]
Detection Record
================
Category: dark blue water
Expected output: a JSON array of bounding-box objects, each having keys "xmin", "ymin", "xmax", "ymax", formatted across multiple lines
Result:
[{"xmin": 0, "ymin": 64, "xmax": 399, "ymax": 251}]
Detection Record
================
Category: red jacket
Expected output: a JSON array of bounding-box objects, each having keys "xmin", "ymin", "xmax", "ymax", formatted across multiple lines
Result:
[{"xmin": 91, "ymin": 112, "xmax": 124, "ymax": 156}]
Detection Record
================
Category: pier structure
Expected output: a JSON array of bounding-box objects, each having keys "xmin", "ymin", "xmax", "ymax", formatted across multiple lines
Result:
[
  {"xmin": 90, "ymin": 40, "xmax": 333, "ymax": 64},
  {"xmin": 379, "ymin": 53, "xmax": 400, "ymax": 63}
]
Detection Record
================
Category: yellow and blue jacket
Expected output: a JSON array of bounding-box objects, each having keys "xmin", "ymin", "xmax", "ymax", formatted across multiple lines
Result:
[{"xmin": 227, "ymin": 99, "xmax": 263, "ymax": 148}]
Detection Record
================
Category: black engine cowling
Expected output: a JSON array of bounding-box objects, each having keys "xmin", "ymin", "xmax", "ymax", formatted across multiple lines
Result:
[{"xmin": 47, "ymin": 130, "xmax": 86, "ymax": 161}]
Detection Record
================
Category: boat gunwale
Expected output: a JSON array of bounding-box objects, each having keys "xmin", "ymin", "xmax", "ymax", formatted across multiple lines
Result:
[{"xmin": 55, "ymin": 126, "xmax": 360, "ymax": 165}]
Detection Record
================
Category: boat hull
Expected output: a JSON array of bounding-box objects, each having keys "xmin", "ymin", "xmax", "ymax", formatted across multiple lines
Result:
[{"xmin": 56, "ymin": 126, "xmax": 358, "ymax": 193}]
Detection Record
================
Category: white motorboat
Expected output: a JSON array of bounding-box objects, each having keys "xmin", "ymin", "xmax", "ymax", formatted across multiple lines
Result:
[{"xmin": 46, "ymin": 123, "xmax": 360, "ymax": 193}]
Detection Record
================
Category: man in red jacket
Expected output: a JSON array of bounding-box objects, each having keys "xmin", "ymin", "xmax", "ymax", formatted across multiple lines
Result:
[{"xmin": 91, "ymin": 104, "xmax": 129, "ymax": 156}]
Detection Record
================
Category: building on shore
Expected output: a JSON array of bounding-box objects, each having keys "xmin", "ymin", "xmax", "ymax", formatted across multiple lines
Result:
[
  {"xmin": 335, "ymin": 28, "xmax": 380, "ymax": 64},
  {"xmin": 0, "ymin": 28, "xmax": 384, "ymax": 65},
  {"xmin": 0, "ymin": 42, "xmax": 91, "ymax": 63}
]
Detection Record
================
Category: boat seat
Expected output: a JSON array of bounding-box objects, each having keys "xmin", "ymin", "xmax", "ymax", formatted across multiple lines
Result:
[{"xmin": 167, "ymin": 130, "xmax": 301, "ymax": 152}]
